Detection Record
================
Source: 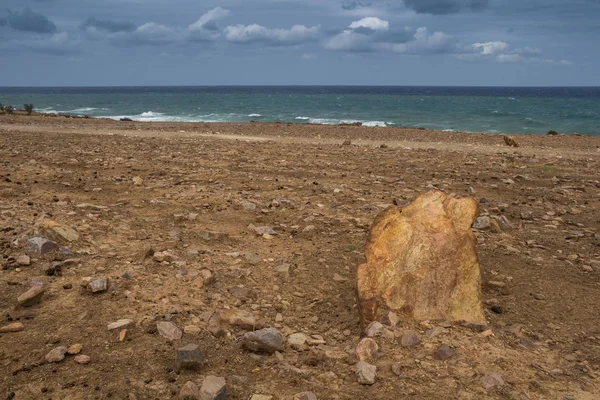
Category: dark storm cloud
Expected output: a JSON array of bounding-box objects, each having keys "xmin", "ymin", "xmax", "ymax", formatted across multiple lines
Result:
[
  {"xmin": 341, "ymin": 0, "xmax": 490, "ymax": 14},
  {"xmin": 81, "ymin": 17, "xmax": 136, "ymax": 33},
  {"xmin": 403, "ymin": 0, "xmax": 489, "ymax": 14},
  {"xmin": 4, "ymin": 8, "xmax": 57, "ymax": 33},
  {"xmin": 0, "ymin": 18, "xmax": 7, "ymax": 27}
]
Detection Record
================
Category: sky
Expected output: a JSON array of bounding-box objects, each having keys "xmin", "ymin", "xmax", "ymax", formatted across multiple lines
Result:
[{"xmin": 1, "ymin": 0, "xmax": 599, "ymax": 86}]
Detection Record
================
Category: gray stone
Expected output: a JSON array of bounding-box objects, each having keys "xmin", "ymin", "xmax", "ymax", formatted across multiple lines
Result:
[
  {"xmin": 482, "ymin": 373, "xmax": 505, "ymax": 389},
  {"xmin": 364, "ymin": 321, "xmax": 384, "ymax": 337},
  {"xmin": 26, "ymin": 237, "xmax": 59, "ymax": 256},
  {"xmin": 107, "ymin": 319, "xmax": 134, "ymax": 331},
  {"xmin": 433, "ymin": 344, "xmax": 455, "ymax": 360},
  {"xmin": 157, "ymin": 321, "xmax": 183, "ymax": 341},
  {"xmin": 199, "ymin": 231, "xmax": 228, "ymax": 241},
  {"xmin": 87, "ymin": 277, "xmax": 108, "ymax": 293},
  {"xmin": 176, "ymin": 344, "xmax": 203, "ymax": 371},
  {"xmin": 17, "ymin": 284, "xmax": 45, "ymax": 307},
  {"xmin": 400, "ymin": 330, "xmax": 421, "ymax": 347},
  {"xmin": 199, "ymin": 375, "xmax": 226, "ymax": 400},
  {"xmin": 273, "ymin": 264, "xmax": 291, "ymax": 282},
  {"xmin": 253, "ymin": 226, "xmax": 277, "ymax": 236},
  {"xmin": 293, "ymin": 392, "xmax": 318, "ymax": 400},
  {"xmin": 356, "ymin": 361, "xmax": 377, "ymax": 385},
  {"xmin": 250, "ymin": 396, "xmax": 273, "ymax": 400},
  {"xmin": 356, "ymin": 338, "xmax": 379, "ymax": 362},
  {"xmin": 287, "ymin": 333, "xmax": 309, "ymax": 351},
  {"xmin": 179, "ymin": 381, "xmax": 200, "ymax": 399},
  {"xmin": 16, "ymin": 255, "xmax": 31, "ymax": 266},
  {"xmin": 244, "ymin": 252, "xmax": 261, "ymax": 265},
  {"xmin": 243, "ymin": 328, "xmax": 284, "ymax": 354},
  {"xmin": 242, "ymin": 202, "xmax": 257, "ymax": 212},
  {"xmin": 472, "ymin": 216, "xmax": 491, "ymax": 230},
  {"xmin": 45, "ymin": 346, "xmax": 68, "ymax": 363}
]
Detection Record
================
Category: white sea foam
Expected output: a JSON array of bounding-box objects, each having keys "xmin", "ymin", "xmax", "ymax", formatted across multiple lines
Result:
[
  {"xmin": 140, "ymin": 111, "xmax": 164, "ymax": 117},
  {"xmin": 295, "ymin": 116, "xmax": 310, "ymax": 120},
  {"xmin": 248, "ymin": 113, "xmax": 262, "ymax": 117},
  {"xmin": 71, "ymin": 107, "xmax": 97, "ymax": 113},
  {"xmin": 442, "ymin": 129, "xmax": 455, "ymax": 132}
]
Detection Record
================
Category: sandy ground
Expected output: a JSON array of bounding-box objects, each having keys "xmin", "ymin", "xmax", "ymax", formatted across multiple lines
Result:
[{"xmin": 1, "ymin": 114, "xmax": 599, "ymax": 399}]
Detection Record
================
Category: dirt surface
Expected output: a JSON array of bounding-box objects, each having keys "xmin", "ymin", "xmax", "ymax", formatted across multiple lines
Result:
[{"xmin": 1, "ymin": 114, "xmax": 599, "ymax": 399}]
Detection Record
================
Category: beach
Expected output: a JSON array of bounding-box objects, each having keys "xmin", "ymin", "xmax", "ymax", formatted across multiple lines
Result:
[{"xmin": 1, "ymin": 114, "xmax": 600, "ymax": 399}]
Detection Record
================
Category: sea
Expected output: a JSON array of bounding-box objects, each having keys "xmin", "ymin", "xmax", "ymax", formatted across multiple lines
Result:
[{"xmin": 1, "ymin": 86, "xmax": 599, "ymax": 136}]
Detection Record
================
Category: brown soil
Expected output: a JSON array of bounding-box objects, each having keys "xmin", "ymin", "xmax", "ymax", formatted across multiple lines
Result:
[{"xmin": 1, "ymin": 114, "xmax": 599, "ymax": 400}]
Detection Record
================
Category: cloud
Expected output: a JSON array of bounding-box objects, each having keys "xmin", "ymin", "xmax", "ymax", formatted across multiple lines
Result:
[
  {"xmin": 126, "ymin": 22, "xmax": 180, "ymax": 45},
  {"xmin": 224, "ymin": 24, "xmax": 320, "ymax": 45},
  {"xmin": 457, "ymin": 41, "xmax": 569, "ymax": 64},
  {"xmin": 4, "ymin": 8, "xmax": 57, "ymax": 34},
  {"xmin": 403, "ymin": 0, "xmax": 489, "ymax": 14},
  {"xmin": 14, "ymin": 31, "xmax": 81, "ymax": 55},
  {"xmin": 188, "ymin": 7, "xmax": 231, "ymax": 41},
  {"xmin": 0, "ymin": 18, "xmax": 6, "ymax": 27},
  {"xmin": 326, "ymin": 18, "xmax": 455, "ymax": 54},
  {"xmin": 81, "ymin": 17, "xmax": 136, "ymax": 33}
]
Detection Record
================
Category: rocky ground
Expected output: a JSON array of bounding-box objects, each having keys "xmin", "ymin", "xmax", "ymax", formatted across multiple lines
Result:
[{"xmin": 0, "ymin": 114, "xmax": 599, "ymax": 400}]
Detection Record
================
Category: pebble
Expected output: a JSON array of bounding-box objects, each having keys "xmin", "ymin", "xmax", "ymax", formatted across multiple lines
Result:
[
  {"xmin": 16, "ymin": 255, "xmax": 31, "ymax": 266},
  {"xmin": 0, "ymin": 322, "xmax": 24, "ymax": 333},
  {"xmin": 401, "ymin": 330, "xmax": 421, "ymax": 347},
  {"xmin": 87, "ymin": 277, "xmax": 109, "ymax": 293},
  {"xmin": 250, "ymin": 395, "xmax": 273, "ymax": 400},
  {"xmin": 253, "ymin": 226, "xmax": 277, "ymax": 236},
  {"xmin": 488, "ymin": 280, "xmax": 506, "ymax": 288},
  {"xmin": 200, "ymin": 376, "xmax": 226, "ymax": 400},
  {"xmin": 288, "ymin": 333, "xmax": 310, "ymax": 351},
  {"xmin": 17, "ymin": 284, "xmax": 45, "ymax": 307},
  {"xmin": 472, "ymin": 216, "xmax": 491, "ymax": 230},
  {"xmin": 364, "ymin": 321, "xmax": 384, "ymax": 337},
  {"xmin": 157, "ymin": 321, "xmax": 183, "ymax": 341},
  {"xmin": 179, "ymin": 381, "xmax": 200, "ymax": 399},
  {"xmin": 356, "ymin": 338, "xmax": 379, "ymax": 362},
  {"xmin": 356, "ymin": 361, "xmax": 377, "ymax": 385},
  {"xmin": 108, "ymin": 319, "xmax": 134, "ymax": 330},
  {"xmin": 433, "ymin": 344, "xmax": 454, "ymax": 360},
  {"xmin": 67, "ymin": 343, "xmax": 82, "ymax": 355},
  {"xmin": 293, "ymin": 392, "xmax": 317, "ymax": 400},
  {"xmin": 273, "ymin": 264, "xmax": 291, "ymax": 282},
  {"xmin": 482, "ymin": 373, "xmax": 505, "ymax": 389},
  {"xmin": 243, "ymin": 328, "xmax": 284, "ymax": 354},
  {"xmin": 45, "ymin": 346, "xmax": 68, "ymax": 363},
  {"xmin": 74, "ymin": 354, "xmax": 91, "ymax": 364},
  {"xmin": 175, "ymin": 343, "xmax": 204, "ymax": 371}
]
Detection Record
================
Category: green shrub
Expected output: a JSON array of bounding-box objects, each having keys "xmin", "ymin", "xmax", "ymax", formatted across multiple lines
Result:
[
  {"xmin": 547, "ymin": 130, "xmax": 558, "ymax": 136},
  {"xmin": 24, "ymin": 104, "xmax": 34, "ymax": 115},
  {"xmin": 4, "ymin": 105, "xmax": 14, "ymax": 114},
  {"xmin": 0, "ymin": 103, "xmax": 4, "ymax": 115}
]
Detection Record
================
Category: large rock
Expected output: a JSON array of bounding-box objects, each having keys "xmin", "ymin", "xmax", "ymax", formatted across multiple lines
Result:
[
  {"xmin": 199, "ymin": 376, "xmax": 226, "ymax": 400},
  {"xmin": 26, "ymin": 237, "xmax": 59, "ymax": 256},
  {"xmin": 17, "ymin": 284, "xmax": 45, "ymax": 307},
  {"xmin": 242, "ymin": 328, "xmax": 284, "ymax": 354},
  {"xmin": 356, "ymin": 190, "xmax": 485, "ymax": 326}
]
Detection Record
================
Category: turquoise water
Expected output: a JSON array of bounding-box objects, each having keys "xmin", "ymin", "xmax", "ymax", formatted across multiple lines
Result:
[{"xmin": 1, "ymin": 86, "xmax": 599, "ymax": 135}]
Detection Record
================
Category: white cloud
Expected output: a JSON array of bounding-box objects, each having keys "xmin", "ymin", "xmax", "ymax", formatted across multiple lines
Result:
[
  {"xmin": 188, "ymin": 7, "xmax": 231, "ymax": 41},
  {"xmin": 224, "ymin": 24, "xmax": 320, "ymax": 45},
  {"xmin": 132, "ymin": 22, "xmax": 180, "ymax": 45},
  {"xmin": 471, "ymin": 41, "xmax": 508, "ymax": 55},
  {"xmin": 459, "ymin": 40, "xmax": 570, "ymax": 65},
  {"xmin": 349, "ymin": 17, "xmax": 389, "ymax": 31}
]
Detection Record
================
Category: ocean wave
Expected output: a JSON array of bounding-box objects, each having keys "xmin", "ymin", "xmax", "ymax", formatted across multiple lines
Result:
[
  {"xmin": 248, "ymin": 113, "xmax": 262, "ymax": 117},
  {"xmin": 295, "ymin": 116, "xmax": 388, "ymax": 127},
  {"xmin": 71, "ymin": 107, "xmax": 98, "ymax": 113},
  {"xmin": 140, "ymin": 111, "xmax": 164, "ymax": 117},
  {"xmin": 295, "ymin": 116, "xmax": 310, "ymax": 120}
]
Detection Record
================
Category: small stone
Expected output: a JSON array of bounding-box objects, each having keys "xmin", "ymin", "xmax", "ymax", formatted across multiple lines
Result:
[
  {"xmin": 242, "ymin": 202, "xmax": 257, "ymax": 212},
  {"xmin": 488, "ymin": 281, "xmax": 506, "ymax": 288},
  {"xmin": 253, "ymin": 226, "xmax": 277, "ymax": 236},
  {"xmin": 482, "ymin": 373, "xmax": 505, "ymax": 389},
  {"xmin": 119, "ymin": 329, "xmax": 128, "ymax": 342},
  {"xmin": 288, "ymin": 333, "xmax": 309, "ymax": 351},
  {"xmin": 582, "ymin": 265, "xmax": 593, "ymax": 272},
  {"xmin": 243, "ymin": 328, "xmax": 284, "ymax": 354},
  {"xmin": 74, "ymin": 354, "xmax": 91, "ymax": 364},
  {"xmin": 17, "ymin": 284, "xmax": 45, "ymax": 307},
  {"xmin": 176, "ymin": 344, "xmax": 204, "ymax": 371},
  {"xmin": 199, "ymin": 269, "xmax": 215, "ymax": 285},
  {"xmin": 63, "ymin": 283, "xmax": 73, "ymax": 290},
  {"xmin": 67, "ymin": 343, "xmax": 82, "ymax": 355},
  {"xmin": 152, "ymin": 250, "xmax": 178, "ymax": 263},
  {"xmin": 199, "ymin": 231, "xmax": 228, "ymax": 241},
  {"xmin": 342, "ymin": 139, "xmax": 352, "ymax": 145},
  {"xmin": 184, "ymin": 325, "xmax": 201, "ymax": 335},
  {"xmin": 219, "ymin": 309, "xmax": 256, "ymax": 330},
  {"xmin": 132, "ymin": 176, "xmax": 143, "ymax": 186},
  {"xmin": 157, "ymin": 321, "xmax": 183, "ymax": 341},
  {"xmin": 333, "ymin": 273, "xmax": 347, "ymax": 282},
  {"xmin": 356, "ymin": 338, "xmax": 379, "ymax": 362},
  {"xmin": 401, "ymin": 330, "xmax": 421, "ymax": 347},
  {"xmin": 293, "ymin": 392, "xmax": 318, "ymax": 400},
  {"xmin": 364, "ymin": 321, "xmax": 384, "ymax": 337},
  {"xmin": 87, "ymin": 277, "xmax": 109, "ymax": 293},
  {"xmin": 179, "ymin": 381, "xmax": 200, "ymax": 399},
  {"xmin": 45, "ymin": 346, "xmax": 68, "ymax": 363},
  {"xmin": 273, "ymin": 264, "xmax": 291, "ymax": 282},
  {"xmin": 472, "ymin": 216, "xmax": 491, "ymax": 230},
  {"xmin": 532, "ymin": 293, "xmax": 545, "ymax": 300},
  {"xmin": 108, "ymin": 319, "xmax": 134, "ymax": 330},
  {"xmin": 356, "ymin": 361, "xmax": 377, "ymax": 385},
  {"xmin": 0, "ymin": 322, "xmax": 24, "ymax": 333},
  {"xmin": 433, "ymin": 344, "xmax": 454, "ymax": 360},
  {"xmin": 275, "ymin": 313, "xmax": 283, "ymax": 322},
  {"xmin": 26, "ymin": 237, "xmax": 59, "ymax": 256},
  {"xmin": 199, "ymin": 375, "xmax": 226, "ymax": 400},
  {"xmin": 16, "ymin": 255, "xmax": 31, "ymax": 266},
  {"xmin": 250, "ymin": 395, "xmax": 273, "ymax": 400}
]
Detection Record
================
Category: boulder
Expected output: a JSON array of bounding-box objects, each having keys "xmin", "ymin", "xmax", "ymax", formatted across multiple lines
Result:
[
  {"xmin": 356, "ymin": 190, "xmax": 485, "ymax": 326},
  {"xmin": 199, "ymin": 376, "xmax": 226, "ymax": 400},
  {"xmin": 17, "ymin": 284, "xmax": 45, "ymax": 307},
  {"xmin": 243, "ymin": 328, "xmax": 284, "ymax": 354},
  {"xmin": 26, "ymin": 237, "xmax": 59, "ymax": 256},
  {"xmin": 35, "ymin": 219, "xmax": 79, "ymax": 243}
]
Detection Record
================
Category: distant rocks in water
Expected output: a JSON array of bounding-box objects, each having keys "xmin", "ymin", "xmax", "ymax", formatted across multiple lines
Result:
[
  {"xmin": 356, "ymin": 190, "xmax": 485, "ymax": 326},
  {"xmin": 503, "ymin": 135, "xmax": 519, "ymax": 147},
  {"xmin": 547, "ymin": 130, "xmax": 558, "ymax": 135},
  {"xmin": 120, "ymin": 117, "xmax": 133, "ymax": 122}
]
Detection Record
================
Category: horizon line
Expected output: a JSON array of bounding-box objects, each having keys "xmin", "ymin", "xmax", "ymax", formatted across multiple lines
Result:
[{"xmin": 1, "ymin": 84, "xmax": 600, "ymax": 89}]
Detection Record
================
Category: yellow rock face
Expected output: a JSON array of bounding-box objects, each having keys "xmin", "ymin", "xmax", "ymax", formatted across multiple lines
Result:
[
  {"xmin": 35, "ymin": 219, "xmax": 80, "ymax": 243},
  {"xmin": 356, "ymin": 190, "xmax": 485, "ymax": 326}
]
